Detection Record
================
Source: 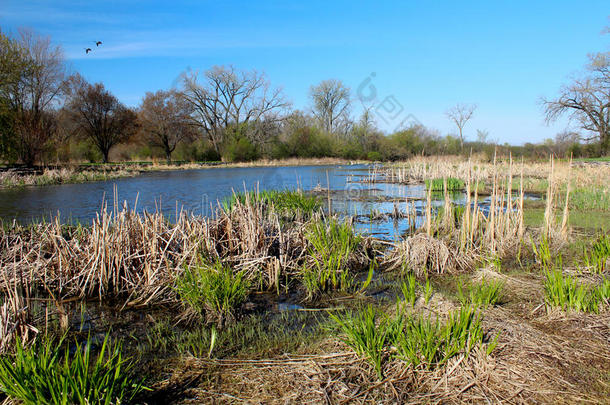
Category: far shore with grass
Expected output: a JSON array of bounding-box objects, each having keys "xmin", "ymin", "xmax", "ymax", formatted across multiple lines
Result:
[{"xmin": 0, "ymin": 157, "xmax": 368, "ymax": 188}]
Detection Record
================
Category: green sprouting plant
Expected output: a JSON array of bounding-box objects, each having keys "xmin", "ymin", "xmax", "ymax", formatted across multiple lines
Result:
[
  {"xmin": 423, "ymin": 279, "xmax": 433, "ymax": 304},
  {"xmin": 329, "ymin": 305, "xmax": 403, "ymax": 379},
  {"xmin": 595, "ymin": 278, "xmax": 610, "ymax": 304},
  {"xmin": 568, "ymin": 187, "xmax": 610, "ymax": 211},
  {"xmin": 443, "ymin": 305, "xmax": 489, "ymax": 357},
  {"xmin": 0, "ymin": 334, "xmax": 145, "ymax": 405},
  {"xmin": 401, "ymin": 274, "xmax": 418, "ymax": 307},
  {"xmin": 459, "ymin": 277, "xmax": 504, "ymax": 308},
  {"xmin": 396, "ymin": 314, "xmax": 444, "ymax": 367},
  {"xmin": 396, "ymin": 305, "xmax": 496, "ymax": 369},
  {"xmin": 425, "ymin": 177, "xmax": 465, "ymax": 191},
  {"xmin": 543, "ymin": 269, "xmax": 599, "ymax": 313},
  {"xmin": 175, "ymin": 260, "xmax": 250, "ymax": 324},
  {"xmin": 302, "ymin": 219, "xmax": 362, "ymax": 299},
  {"xmin": 531, "ymin": 235, "xmax": 553, "ymax": 270},
  {"xmin": 222, "ymin": 189, "xmax": 321, "ymax": 218},
  {"xmin": 489, "ymin": 256, "xmax": 502, "ymax": 272},
  {"xmin": 583, "ymin": 233, "xmax": 610, "ymax": 274}
]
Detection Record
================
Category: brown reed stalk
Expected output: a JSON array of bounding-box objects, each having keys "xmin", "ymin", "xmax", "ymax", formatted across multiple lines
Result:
[
  {"xmin": 426, "ymin": 184, "xmax": 432, "ymax": 236},
  {"xmin": 543, "ymin": 155, "xmax": 555, "ymax": 237},
  {"xmin": 560, "ymin": 154, "xmax": 572, "ymax": 236},
  {"xmin": 518, "ymin": 157, "xmax": 524, "ymax": 238},
  {"xmin": 488, "ymin": 149, "xmax": 498, "ymax": 251},
  {"xmin": 443, "ymin": 178, "xmax": 452, "ymax": 231}
]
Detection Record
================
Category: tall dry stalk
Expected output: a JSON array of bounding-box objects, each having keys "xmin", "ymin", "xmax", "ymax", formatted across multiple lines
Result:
[
  {"xmin": 560, "ymin": 154, "xmax": 572, "ymax": 236},
  {"xmin": 426, "ymin": 185, "xmax": 432, "ymax": 236},
  {"xmin": 543, "ymin": 155, "xmax": 555, "ymax": 237},
  {"xmin": 518, "ymin": 157, "xmax": 524, "ymax": 238}
]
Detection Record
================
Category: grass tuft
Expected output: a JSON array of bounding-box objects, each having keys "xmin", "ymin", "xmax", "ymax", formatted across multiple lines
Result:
[
  {"xmin": 583, "ymin": 233, "xmax": 610, "ymax": 274},
  {"xmin": 222, "ymin": 189, "xmax": 321, "ymax": 218},
  {"xmin": 543, "ymin": 269, "xmax": 605, "ymax": 313},
  {"xmin": 302, "ymin": 219, "xmax": 363, "ymax": 299},
  {"xmin": 329, "ymin": 305, "xmax": 402, "ymax": 379},
  {"xmin": 175, "ymin": 260, "xmax": 250, "ymax": 324},
  {"xmin": 0, "ymin": 333, "xmax": 144, "ymax": 405},
  {"xmin": 458, "ymin": 277, "xmax": 505, "ymax": 308}
]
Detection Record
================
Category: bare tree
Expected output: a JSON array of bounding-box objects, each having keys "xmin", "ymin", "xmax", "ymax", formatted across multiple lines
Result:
[
  {"xmin": 476, "ymin": 129, "xmax": 489, "ymax": 144},
  {"xmin": 138, "ymin": 90, "xmax": 196, "ymax": 163},
  {"xmin": 310, "ymin": 79, "xmax": 351, "ymax": 133},
  {"xmin": 0, "ymin": 29, "xmax": 66, "ymax": 165},
  {"xmin": 180, "ymin": 65, "xmax": 289, "ymax": 154},
  {"xmin": 65, "ymin": 81, "xmax": 137, "ymax": 163},
  {"xmin": 445, "ymin": 103, "xmax": 477, "ymax": 151},
  {"xmin": 543, "ymin": 53, "xmax": 610, "ymax": 155}
]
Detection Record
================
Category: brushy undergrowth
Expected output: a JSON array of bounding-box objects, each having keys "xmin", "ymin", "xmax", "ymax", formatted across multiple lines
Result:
[
  {"xmin": 302, "ymin": 219, "xmax": 364, "ymax": 299},
  {"xmin": 175, "ymin": 260, "xmax": 250, "ymax": 324},
  {"xmin": 222, "ymin": 189, "xmax": 321, "ymax": 218},
  {"xmin": 458, "ymin": 277, "xmax": 505, "ymax": 308},
  {"xmin": 0, "ymin": 334, "xmax": 144, "ymax": 405},
  {"xmin": 331, "ymin": 304, "xmax": 496, "ymax": 379},
  {"xmin": 543, "ymin": 269, "xmax": 609, "ymax": 313}
]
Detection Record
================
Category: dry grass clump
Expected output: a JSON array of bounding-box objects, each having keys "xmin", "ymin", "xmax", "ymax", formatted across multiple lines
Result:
[
  {"xmin": 384, "ymin": 234, "xmax": 470, "ymax": 276},
  {"xmin": 0, "ymin": 291, "xmax": 38, "ymax": 354}
]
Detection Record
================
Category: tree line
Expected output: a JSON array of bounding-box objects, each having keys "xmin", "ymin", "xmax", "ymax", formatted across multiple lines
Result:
[{"xmin": 1, "ymin": 28, "xmax": 608, "ymax": 167}]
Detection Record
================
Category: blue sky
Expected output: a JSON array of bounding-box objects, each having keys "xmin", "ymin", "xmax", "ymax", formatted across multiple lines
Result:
[{"xmin": 1, "ymin": 0, "xmax": 608, "ymax": 144}]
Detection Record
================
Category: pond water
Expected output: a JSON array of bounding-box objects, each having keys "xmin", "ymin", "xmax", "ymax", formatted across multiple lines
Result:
[{"xmin": 0, "ymin": 164, "xmax": 529, "ymax": 239}]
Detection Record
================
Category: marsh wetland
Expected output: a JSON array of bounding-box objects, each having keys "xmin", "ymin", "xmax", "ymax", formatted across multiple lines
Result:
[{"xmin": 0, "ymin": 157, "xmax": 609, "ymax": 404}]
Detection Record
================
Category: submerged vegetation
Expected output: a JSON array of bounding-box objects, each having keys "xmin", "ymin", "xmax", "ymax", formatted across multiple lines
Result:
[{"xmin": 0, "ymin": 157, "xmax": 608, "ymax": 403}]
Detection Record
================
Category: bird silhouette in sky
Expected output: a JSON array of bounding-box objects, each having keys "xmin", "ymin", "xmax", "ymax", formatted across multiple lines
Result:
[
  {"xmin": 95, "ymin": 41, "xmax": 102, "ymax": 47},
  {"xmin": 85, "ymin": 48, "xmax": 92, "ymax": 54}
]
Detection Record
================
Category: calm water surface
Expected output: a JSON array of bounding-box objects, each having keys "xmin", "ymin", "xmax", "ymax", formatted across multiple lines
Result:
[{"xmin": 0, "ymin": 164, "xmax": 482, "ymax": 239}]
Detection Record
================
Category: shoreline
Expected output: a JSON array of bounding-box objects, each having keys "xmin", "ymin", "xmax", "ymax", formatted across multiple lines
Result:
[{"xmin": 0, "ymin": 157, "xmax": 371, "ymax": 189}]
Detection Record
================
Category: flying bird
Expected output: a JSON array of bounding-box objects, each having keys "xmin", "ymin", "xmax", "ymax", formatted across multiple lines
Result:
[
  {"xmin": 95, "ymin": 41, "xmax": 102, "ymax": 46},
  {"xmin": 85, "ymin": 48, "xmax": 92, "ymax": 54}
]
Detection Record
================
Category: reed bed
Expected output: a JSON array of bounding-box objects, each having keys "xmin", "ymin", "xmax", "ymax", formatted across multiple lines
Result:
[{"xmin": 377, "ymin": 155, "xmax": 610, "ymax": 193}]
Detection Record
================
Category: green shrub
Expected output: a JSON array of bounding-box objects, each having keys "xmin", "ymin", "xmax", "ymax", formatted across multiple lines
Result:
[
  {"xmin": 367, "ymin": 151, "xmax": 383, "ymax": 161},
  {"xmin": 221, "ymin": 126, "xmax": 260, "ymax": 162},
  {"xmin": 0, "ymin": 334, "xmax": 144, "ymax": 405},
  {"xmin": 175, "ymin": 260, "xmax": 250, "ymax": 324}
]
